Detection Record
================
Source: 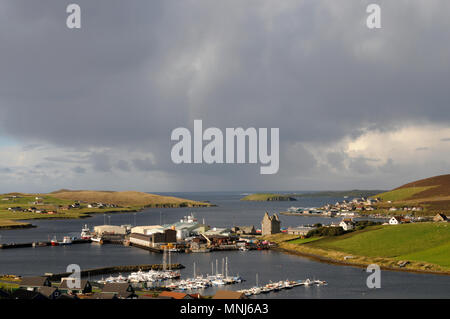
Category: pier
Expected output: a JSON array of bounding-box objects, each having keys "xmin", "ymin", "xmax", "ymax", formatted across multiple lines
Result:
[
  {"xmin": 0, "ymin": 239, "xmax": 91, "ymax": 249},
  {"xmin": 45, "ymin": 263, "xmax": 185, "ymax": 281}
]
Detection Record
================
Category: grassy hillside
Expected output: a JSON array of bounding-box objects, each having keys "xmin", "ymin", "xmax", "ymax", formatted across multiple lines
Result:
[
  {"xmin": 310, "ymin": 223, "xmax": 450, "ymax": 270},
  {"xmin": 270, "ymin": 223, "xmax": 450, "ymax": 273},
  {"xmin": 313, "ymin": 223, "xmax": 449, "ymax": 259},
  {"xmin": 241, "ymin": 193, "xmax": 296, "ymax": 201},
  {"xmin": 50, "ymin": 190, "xmax": 211, "ymax": 207},
  {"xmin": 371, "ymin": 174, "xmax": 450, "ymax": 215},
  {"xmin": 375, "ymin": 174, "xmax": 450, "ymax": 201},
  {"xmin": 375, "ymin": 186, "xmax": 435, "ymax": 202},
  {"xmin": 0, "ymin": 190, "xmax": 211, "ymax": 227}
]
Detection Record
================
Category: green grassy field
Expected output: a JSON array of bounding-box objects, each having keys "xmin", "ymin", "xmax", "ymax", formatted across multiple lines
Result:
[
  {"xmin": 374, "ymin": 186, "xmax": 435, "ymax": 202},
  {"xmin": 311, "ymin": 223, "xmax": 450, "ymax": 269},
  {"xmin": 287, "ymin": 237, "xmax": 321, "ymax": 244},
  {"xmin": 0, "ymin": 190, "xmax": 211, "ymax": 227}
]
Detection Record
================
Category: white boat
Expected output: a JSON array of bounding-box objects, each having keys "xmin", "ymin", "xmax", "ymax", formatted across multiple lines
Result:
[
  {"xmin": 90, "ymin": 236, "xmax": 102, "ymax": 243},
  {"xmin": 180, "ymin": 213, "xmax": 197, "ymax": 223},
  {"xmin": 250, "ymin": 287, "xmax": 261, "ymax": 295},
  {"xmin": 59, "ymin": 236, "xmax": 72, "ymax": 245},
  {"xmin": 313, "ymin": 279, "xmax": 328, "ymax": 286},
  {"xmin": 80, "ymin": 225, "xmax": 92, "ymax": 240},
  {"xmin": 105, "ymin": 276, "xmax": 115, "ymax": 283},
  {"xmin": 303, "ymin": 278, "xmax": 312, "ymax": 286}
]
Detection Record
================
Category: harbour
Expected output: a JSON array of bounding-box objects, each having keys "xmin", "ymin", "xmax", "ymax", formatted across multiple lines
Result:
[{"xmin": 1, "ymin": 192, "xmax": 450, "ymax": 298}]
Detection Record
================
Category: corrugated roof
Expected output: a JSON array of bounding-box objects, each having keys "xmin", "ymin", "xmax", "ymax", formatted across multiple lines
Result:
[
  {"xmin": 212, "ymin": 290, "xmax": 246, "ymax": 299},
  {"xmin": 158, "ymin": 291, "xmax": 193, "ymax": 299},
  {"xmin": 20, "ymin": 276, "xmax": 50, "ymax": 287}
]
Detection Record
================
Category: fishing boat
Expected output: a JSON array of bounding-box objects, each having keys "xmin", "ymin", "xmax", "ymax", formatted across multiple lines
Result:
[
  {"xmin": 50, "ymin": 236, "xmax": 59, "ymax": 246},
  {"xmin": 80, "ymin": 225, "xmax": 92, "ymax": 240},
  {"xmin": 59, "ymin": 236, "xmax": 72, "ymax": 245}
]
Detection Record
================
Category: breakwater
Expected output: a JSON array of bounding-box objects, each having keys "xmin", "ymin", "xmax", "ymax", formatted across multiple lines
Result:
[
  {"xmin": 46, "ymin": 263, "xmax": 185, "ymax": 281},
  {"xmin": 0, "ymin": 239, "xmax": 90, "ymax": 249}
]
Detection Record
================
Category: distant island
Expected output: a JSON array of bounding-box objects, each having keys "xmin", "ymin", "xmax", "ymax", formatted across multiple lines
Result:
[
  {"xmin": 0, "ymin": 190, "xmax": 212, "ymax": 229},
  {"xmin": 241, "ymin": 193, "xmax": 297, "ymax": 201}
]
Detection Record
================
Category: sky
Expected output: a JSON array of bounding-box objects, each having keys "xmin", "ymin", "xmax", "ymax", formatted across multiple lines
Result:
[{"xmin": 1, "ymin": 0, "xmax": 450, "ymax": 193}]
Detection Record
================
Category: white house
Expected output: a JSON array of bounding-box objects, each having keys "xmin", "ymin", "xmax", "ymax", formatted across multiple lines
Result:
[
  {"xmin": 389, "ymin": 216, "xmax": 402, "ymax": 225},
  {"xmin": 339, "ymin": 219, "xmax": 354, "ymax": 231}
]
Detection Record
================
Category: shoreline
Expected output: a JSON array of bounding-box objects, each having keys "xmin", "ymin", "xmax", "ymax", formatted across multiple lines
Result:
[
  {"xmin": 274, "ymin": 246, "xmax": 450, "ymax": 277},
  {"xmin": 0, "ymin": 203, "xmax": 214, "ymax": 232},
  {"xmin": 0, "ymin": 223, "xmax": 35, "ymax": 230}
]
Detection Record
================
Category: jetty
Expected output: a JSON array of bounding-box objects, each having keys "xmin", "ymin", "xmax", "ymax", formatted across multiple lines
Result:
[
  {"xmin": 45, "ymin": 263, "xmax": 185, "ymax": 281},
  {"xmin": 0, "ymin": 239, "xmax": 91, "ymax": 249}
]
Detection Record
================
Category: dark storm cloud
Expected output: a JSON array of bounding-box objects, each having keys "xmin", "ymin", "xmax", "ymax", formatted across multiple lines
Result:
[
  {"xmin": 73, "ymin": 166, "xmax": 86, "ymax": 174},
  {"xmin": 115, "ymin": 160, "xmax": 131, "ymax": 172},
  {"xmin": 132, "ymin": 158, "xmax": 155, "ymax": 171},
  {"xmin": 1, "ymin": 0, "xmax": 450, "ymax": 191},
  {"xmin": 90, "ymin": 152, "xmax": 112, "ymax": 172},
  {"xmin": 348, "ymin": 157, "xmax": 376, "ymax": 174}
]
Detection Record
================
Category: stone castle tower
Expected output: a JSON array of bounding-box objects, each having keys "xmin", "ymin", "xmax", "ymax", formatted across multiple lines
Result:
[{"xmin": 261, "ymin": 212, "xmax": 281, "ymax": 236}]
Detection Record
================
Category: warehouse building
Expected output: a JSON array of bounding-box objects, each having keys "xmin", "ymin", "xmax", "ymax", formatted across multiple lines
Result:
[
  {"xmin": 94, "ymin": 225, "xmax": 128, "ymax": 236},
  {"xmin": 129, "ymin": 228, "xmax": 177, "ymax": 248}
]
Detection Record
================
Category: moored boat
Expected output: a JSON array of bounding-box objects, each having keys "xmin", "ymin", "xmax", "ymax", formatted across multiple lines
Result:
[
  {"xmin": 80, "ymin": 224, "xmax": 92, "ymax": 240},
  {"xmin": 59, "ymin": 236, "xmax": 72, "ymax": 245},
  {"xmin": 50, "ymin": 236, "xmax": 59, "ymax": 246}
]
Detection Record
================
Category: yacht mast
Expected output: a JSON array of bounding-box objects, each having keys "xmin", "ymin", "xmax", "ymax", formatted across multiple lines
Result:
[
  {"xmin": 225, "ymin": 257, "xmax": 228, "ymax": 278},
  {"xmin": 193, "ymin": 262, "xmax": 196, "ymax": 278}
]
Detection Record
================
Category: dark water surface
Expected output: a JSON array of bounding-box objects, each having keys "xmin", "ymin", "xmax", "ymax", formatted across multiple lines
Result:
[{"xmin": 1, "ymin": 192, "xmax": 449, "ymax": 298}]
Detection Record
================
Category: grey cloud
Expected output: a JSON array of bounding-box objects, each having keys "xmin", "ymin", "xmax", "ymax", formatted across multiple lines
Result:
[
  {"xmin": 45, "ymin": 156, "xmax": 86, "ymax": 164},
  {"xmin": 348, "ymin": 157, "xmax": 375, "ymax": 175},
  {"xmin": 90, "ymin": 153, "xmax": 112, "ymax": 172},
  {"xmin": 133, "ymin": 158, "xmax": 155, "ymax": 171},
  {"xmin": 326, "ymin": 152, "xmax": 346, "ymax": 170},
  {"xmin": 73, "ymin": 166, "xmax": 87, "ymax": 174},
  {"xmin": 0, "ymin": 1, "xmax": 450, "ymax": 191},
  {"xmin": 115, "ymin": 160, "xmax": 131, "ymax": 172}
]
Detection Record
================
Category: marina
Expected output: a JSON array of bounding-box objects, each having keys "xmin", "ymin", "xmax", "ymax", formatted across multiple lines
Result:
[
  {"xmin": 1, "ymin": 192, "xmax": 450, "ymax": 299},
  {"xmin": 238, "ymin": 278, "xmax": 327, "ymax": 296}
]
